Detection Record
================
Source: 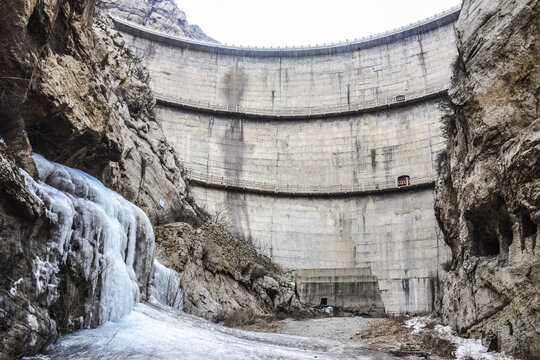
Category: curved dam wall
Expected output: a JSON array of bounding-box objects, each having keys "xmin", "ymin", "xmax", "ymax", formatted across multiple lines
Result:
[
  {"xmin": 155, "ymin": 99, "xmax": 445, "ymax": 189},
  {"xmin": 114, "ymin": 7, "xmax": 458, "ymax": 314},
  {"xmin": 113, "ymin": 8, "xmax": 458, "ymax": 115}
]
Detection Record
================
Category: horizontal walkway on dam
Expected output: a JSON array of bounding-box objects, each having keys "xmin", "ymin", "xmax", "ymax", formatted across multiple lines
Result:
[
  {"xmin": 185, "ymin": 169, "xmax": 435, "ymax": 196},
  {"xmin": 155, "ymin": 83, "xmax": 449, "ymax": 119}
]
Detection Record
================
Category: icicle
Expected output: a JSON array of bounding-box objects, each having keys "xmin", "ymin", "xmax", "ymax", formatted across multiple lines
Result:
[
  {"xmin": 152, "ymin": 260, "xmax": 183, "ymax": 310},
  {"xmin": 22, "ymin": 154, "xmax": 155, "ymax": 324}
]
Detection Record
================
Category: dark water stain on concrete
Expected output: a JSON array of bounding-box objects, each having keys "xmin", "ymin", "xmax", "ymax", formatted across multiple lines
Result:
[
  {"xmin": 382, "ymin": 146, "xmax": 397, "ymax": 171},
  {"xmin": 222, "ymin": 58, "xmax": 247, "ymax": 108},
  {"xmin": 371, "ymin": 149, "xmax": 377, "ymax": 169},
  {"xmin": 222, "ymin": 115, "xmax": 252, "ymax": 240}
]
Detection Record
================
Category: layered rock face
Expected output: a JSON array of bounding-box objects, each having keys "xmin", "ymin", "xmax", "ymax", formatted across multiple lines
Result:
[
  {"xmin": 0, "ymin": 0, "xmax": 203, "ymax": 226},
  {"xmin": 435, "ymin": 0, "xmax": 540, "ymax": 357},
  {"xmin": 98, "ymin": 0, "xmax": 216, "ymax": 42},
  {"xmin": 154, "ymin": 222, "xmax": 300, "ymax": 322}
]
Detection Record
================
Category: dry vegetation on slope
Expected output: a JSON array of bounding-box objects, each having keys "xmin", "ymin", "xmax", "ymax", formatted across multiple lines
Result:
[{"xmin": 154, "ymin": 221, "xmax": 303, "ymax": 322}]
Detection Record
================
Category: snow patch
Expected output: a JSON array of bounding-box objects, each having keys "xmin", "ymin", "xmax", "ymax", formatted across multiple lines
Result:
[
  {"xmin": 315, "ymin": 306, "xmax": 334, "ymax": 315},
  {"xmin": 404, "ymin": 317, "xmax": 514, "ymax": 360},
  {"xmin": 9, "ymin": 278, "xmax": 23, "ymax": 296},
  {"xmin": 405, "ymin": 316, "xmax": 428, "ymax": 334},
  {"xmin": 434, "ymin": 325, "xmax": 514, "ymax": 360}
]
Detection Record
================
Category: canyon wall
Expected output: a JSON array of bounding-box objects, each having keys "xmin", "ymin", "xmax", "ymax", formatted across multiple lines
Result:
[
  {"xmin": 98, "ymin": 0, "xmax": 215, "ymax": 42},
  {"xmin": 0, "ymin": 0, "xmax": 191, "ymax": 356},
  {"xmin": 435, "ymin": 0, "xmax": 540, "ymax": 357},
  {"xmin": 0, "ymin": 0, "xmax": 293, "ymax": 358},
  {"xmin": 0, "ymin": 0, "xmax": 205, "ymax": 226}
]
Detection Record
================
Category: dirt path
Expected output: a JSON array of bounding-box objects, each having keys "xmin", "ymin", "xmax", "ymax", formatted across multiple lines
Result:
[{"xmin": 275, "ymin": 316, "xmax": 377, "ymax": 341}]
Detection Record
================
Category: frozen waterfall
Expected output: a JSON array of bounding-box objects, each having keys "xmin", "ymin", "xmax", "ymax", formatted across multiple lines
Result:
[
  {"xmin": 22, "ymin": 154, "xmax": 155, "ymax": 326},
  {"xmin": 152, "ymin": 260, "xmax": 183, "ymax": 310}
]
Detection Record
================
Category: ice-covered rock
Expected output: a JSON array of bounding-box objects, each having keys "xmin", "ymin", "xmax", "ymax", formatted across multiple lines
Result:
[{"xmin": 23, "ymin": 154, "xmax": 155, "ymax": 326}]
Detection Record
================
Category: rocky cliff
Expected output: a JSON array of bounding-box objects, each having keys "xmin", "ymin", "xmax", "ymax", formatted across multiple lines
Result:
[
  {"xmin": 0, "ymin": 1, "xmax": 293, "ymax": 358},
  {"xmin": 0, "ymin": 146, "xmax": 49, "ymax": 358},
  {"xmin": 0, "ymin": 147, "xmax": 156, "ymax": 359},
  {"xmin": 155, "ymin": 222, "xmax": 300, "ymax": 322},
  {"xmin": 0, "ymin": 0, "xmax": 204, "ymax": 226},
  {"xmin": 98, "ymin": 0, "xmax": 216, "ymax": 42},
  {"xmin": 435, "ymin": 0, "xmax": 540, "ymax": 358}
]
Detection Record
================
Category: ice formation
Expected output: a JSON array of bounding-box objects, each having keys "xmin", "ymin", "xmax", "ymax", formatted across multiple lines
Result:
[
  {"xmin": 9, "ymin": 278, "xmax": 23, "ymax": 296},
  {"xmin": 22, "ymin": 154, "xmax": 155, "ymax": 325},
  {"xmin": 39, "ymin": 302, "xmax": 391, "ymax": 360},
  {"xmin": 152, "ymin": 260, "xmax": 183, "ymax": 310}
]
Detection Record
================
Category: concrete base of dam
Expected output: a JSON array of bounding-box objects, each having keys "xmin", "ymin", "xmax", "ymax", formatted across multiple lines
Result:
[
  {"xmin": 190, "ymin": 184, "xmax": 450, "ymax": 315},
  {"xmin": 293, "ymin": 268, "xmax": 386, "ymax": 316}
]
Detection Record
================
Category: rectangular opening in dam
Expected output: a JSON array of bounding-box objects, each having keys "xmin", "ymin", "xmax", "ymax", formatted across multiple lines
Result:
[{"xmin": 398, "ymin": 175, "xmax": 410, "ymax": 187}]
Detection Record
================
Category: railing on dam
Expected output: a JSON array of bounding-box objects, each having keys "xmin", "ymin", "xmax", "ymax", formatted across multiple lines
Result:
[
  {"xmin": 185, "ymin": 169, "xmax": 435, "ymax": 196},
  {"xmin": 155, "ymin": 83, "xmax": 449, "ymax": 118},
  {"xmin": 111, "ymin": 6, "xmax": 459, "ymax": 56}
]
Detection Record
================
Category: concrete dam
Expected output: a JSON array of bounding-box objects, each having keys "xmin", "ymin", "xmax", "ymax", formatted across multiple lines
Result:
[{"xmin": 113, "ymin": 7, "xmax": 459, "ymax": 315}]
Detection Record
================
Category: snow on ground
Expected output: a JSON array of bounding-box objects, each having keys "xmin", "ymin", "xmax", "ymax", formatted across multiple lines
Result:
[
  {"xmin": 404, "ymin": 316, "xmax": 427, "ymax": 334},
  {"xmin": 34, "ymin": 301, "xmax": 396, "ymax": 360},
  {"xmin": 406, "ymin": 317, "xmax": 515, "ymax": 360},
  {"xmin": 434, "ymin": 325, "xmax": 514, "ymax": 360}
]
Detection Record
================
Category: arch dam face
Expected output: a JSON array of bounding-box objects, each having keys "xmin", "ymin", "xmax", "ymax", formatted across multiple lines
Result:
[{"xmin": 113, "ymin": 7, "xmax": 459, "ymax": 315}]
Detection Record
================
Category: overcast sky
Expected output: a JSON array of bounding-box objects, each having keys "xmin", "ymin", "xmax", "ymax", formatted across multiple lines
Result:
[{"xmin": 175, "ymin": 0, "xmax": 462, "ymax": 47}]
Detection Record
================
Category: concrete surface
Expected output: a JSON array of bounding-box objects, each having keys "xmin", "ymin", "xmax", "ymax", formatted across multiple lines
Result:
[{"xmin": 114, "ymin": 9, "xmax": 457, "ymax": 315}]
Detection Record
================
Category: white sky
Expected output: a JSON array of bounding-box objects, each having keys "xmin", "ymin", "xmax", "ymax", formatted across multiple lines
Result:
[{"xmin": 175, "ymin": 0, "xmax": 462, "ymax": 47}]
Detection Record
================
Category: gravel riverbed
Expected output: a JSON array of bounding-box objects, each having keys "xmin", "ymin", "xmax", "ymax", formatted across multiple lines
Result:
[{"xmin": 275, "ymin": 316, "xmax": 378, "ymax": 341}]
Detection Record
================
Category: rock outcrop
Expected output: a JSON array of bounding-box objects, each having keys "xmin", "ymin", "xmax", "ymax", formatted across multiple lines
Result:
[
  {"xmin": 0, "ymin": 1, "xmax": 294, "ymax": 358},
  {"xmin": 0, "ymin": 146, "xmax": 49, "ymax": 359},
  {"xmin": 435, "ymin": 0, "xmax": 540, "ymax": 357},
  {"xmin": 154, "ymin": 222, "xmax": 300, "ymax": 321},
  {"xmin": 0, "ymin": 0, "xmax": 205, "ymax": 226},
  {"xmin": 98, "ymin": 0, "xmax": 216, "ymax": 42}
]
